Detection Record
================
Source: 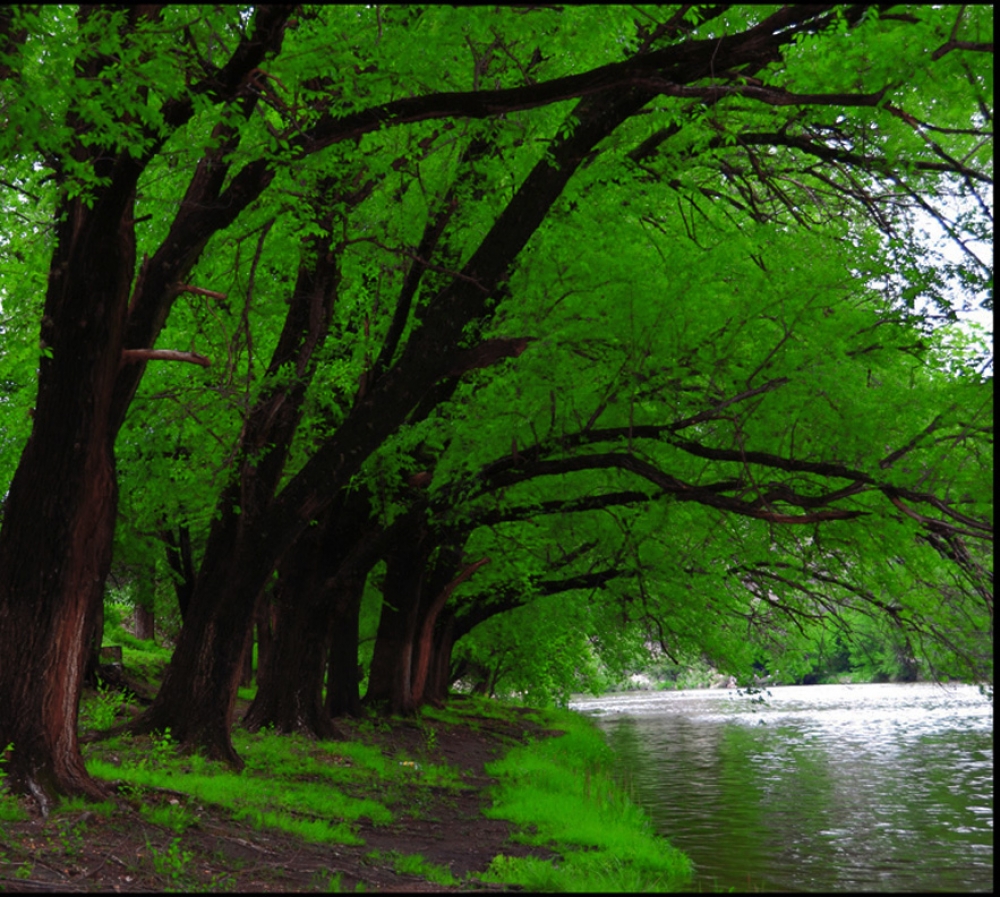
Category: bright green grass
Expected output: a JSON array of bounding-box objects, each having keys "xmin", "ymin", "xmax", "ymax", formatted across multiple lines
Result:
[
  {"xmin": 86, "ymin": 729, "xmax": 398, "ymax": 847},
  {"xmin": 85, "ymin": 723, "xmax": 468, "ymax": 851},
  {"xmin": 480, "ymin": 707, "xmax": 692, "ymax": 892},
  {"xmin": 366, "ymin": 849, "xmax": 459, "ymax": 886}
]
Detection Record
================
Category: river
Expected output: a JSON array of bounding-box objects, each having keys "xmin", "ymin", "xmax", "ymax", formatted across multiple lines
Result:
[{"xmin": 570, "ymin": 683, "xmax": 993, "ymax": 892}]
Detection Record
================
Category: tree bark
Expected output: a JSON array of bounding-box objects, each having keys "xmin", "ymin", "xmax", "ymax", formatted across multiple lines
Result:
[
  {"xmin": 364, "ymin": 523, "xmax": 431, "ymax": 715},
  {"xmin": 163, "ymin": 524, "xmax": 196, "ymax": 622},
  {"xmin": 326, "ymin": 573, "xmax": 366, "ymax": 719},
  {"xmin": 409, "ymin": 554, "xmax": 489, "ymax": 707},
  {"xmin": 129, "ymin": 77, "xmax": 656, "ymax": 758},
  {"xmin": 424, "ymin": 610, "xmax": 458, "ymax": 706},
  {"xmin": 134, "ymin": 602, "xmax": 155, "ymax": 641},
  {"xmin": 243, "ymin": 512, "xmax": 343, "ymax": 738},
  {"xmin": 0, "ymin": 174, "xmax": 139, "ymax": 805}
]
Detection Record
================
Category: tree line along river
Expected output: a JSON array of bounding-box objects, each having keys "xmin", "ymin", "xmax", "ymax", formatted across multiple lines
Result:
[{"xmin": 571, "ymin": 682, "xmax": 993, "ymax": 892}]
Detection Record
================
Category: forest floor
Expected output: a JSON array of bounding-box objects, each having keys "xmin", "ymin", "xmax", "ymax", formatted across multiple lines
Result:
[{"xmin": 0, "ymin": 698, "xmax": 563, "ymax": 892}]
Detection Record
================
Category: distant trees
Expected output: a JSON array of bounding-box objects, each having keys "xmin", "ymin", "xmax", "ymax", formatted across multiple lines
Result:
[{"xmin": 0, "ymin": 5, "xmax": 992, "ymax": 804}]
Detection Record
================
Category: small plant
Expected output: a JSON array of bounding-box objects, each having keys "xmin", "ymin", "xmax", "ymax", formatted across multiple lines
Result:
[
  {"xmin": 141, "ymin": 800, "xmax": 197, "ymax": 834},
  {"xmin": 130, "ymin": 728, "xmax": 176, "ymax": 771},
  {"xmin": 310, "ymin": 870, "xmax": 343, "ymax": 891},
  {"xmin": 89, "ymin": 683, "xmax": 128, "ymax": 729},
  {"xmin": 150, "ymin": 835, "xmax": 194, "ymax": 888},
  {"xmin": 151, "ymin": 729, "xmax": 176, "ymax": 765},
  {"xmin": 15, "ymin": 861, "xmax": 33, "ymax": 879},
  {"xmin": 0, "ymin": 743, "xmax": 29, "ymax": 822},
  {"xmin": 366, "ymin": 849, "xmax": 458, "ymax": 886}
]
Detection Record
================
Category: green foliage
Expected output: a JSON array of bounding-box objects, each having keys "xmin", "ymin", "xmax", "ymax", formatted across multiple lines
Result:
[
  {"xmin": 365, "ymin": 849, "xmax": 459, "ymax": 887},
  {"xmin": 0, "ymin": 5, "xmax": 992, "ymax": 789},
  {"xmin": 481, "ymin": 708, "xmax": 691, "ymax": 891},
  {"xmin": 0, "ymin": 743, "xmax": 28, "ymax": 822},
  {"xmin": 82, "ymin": 684, "xmax": 129, "ymax": 731}
]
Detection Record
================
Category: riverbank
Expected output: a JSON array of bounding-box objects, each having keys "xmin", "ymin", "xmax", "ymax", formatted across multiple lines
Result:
[{"xmin": 0, "ymin": 695, "xmax": 690, "ymax": 892}]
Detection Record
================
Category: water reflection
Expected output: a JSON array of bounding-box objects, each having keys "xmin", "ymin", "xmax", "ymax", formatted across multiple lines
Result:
[{"xmin": 572, "ymin": 683, "xmax": 993, "ymax": 892}]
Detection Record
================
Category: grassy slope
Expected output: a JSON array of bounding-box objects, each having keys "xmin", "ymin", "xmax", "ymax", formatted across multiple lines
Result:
[{"xmin": 0, "ymin": 639, "xmax": 692, "ymax": 892}]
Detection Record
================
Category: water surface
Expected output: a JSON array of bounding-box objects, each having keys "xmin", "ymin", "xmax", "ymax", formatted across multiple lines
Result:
[{"xmin": 571, "ymin": 683, "xmax": 993, "ymax": 892}]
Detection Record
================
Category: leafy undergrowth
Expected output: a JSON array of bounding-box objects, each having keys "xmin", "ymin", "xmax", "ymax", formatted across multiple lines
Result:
[{"xmin": 1, "ymin": 658, "xmax": 691, "ymax": 891}]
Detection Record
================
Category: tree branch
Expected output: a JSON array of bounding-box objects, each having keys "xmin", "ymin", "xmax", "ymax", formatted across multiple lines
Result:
[{"xmin": 120, "ymin": 349, "xmax": 211, "ymax": 367}]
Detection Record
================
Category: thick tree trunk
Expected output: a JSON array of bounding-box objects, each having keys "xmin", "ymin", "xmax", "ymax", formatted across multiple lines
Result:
[
  {"xmin": 243, "ymin": 593, "xmax": 340, "ymax": 738},
  {"xmin": 239, "ymin": 632, "xmax": 254, "ymax": 688},
  {"xmin": 424, "ymin": 611, "xmax": 458, "ymax": 707},
  {"xmin": 410, "ymin": 555, "xmax": 489, "ymax": 706},
  {"xmin": 253, "ymin": 592, "xmax": 276, "ymax": 694},
  {"xmin": 243, "ymin": 521, "xmax": 342, "ymax": 738},
  {"xmin": 246, "ymin": 487, "xmax": 376, "ymax": 732},
  {"xmin": 364, "ymin": 523, "xmax": 431, "ymax": 715},
  {"xmin": 0, "ymin": 180, "xmax": 138, "ymax": 805},
  {"xmin": 326, "ymin": 574, "xmax": 365, "ymax": 718},
  {"xmin": 125, "ymin": 527, "xmax": 268, "ymax": 767}
]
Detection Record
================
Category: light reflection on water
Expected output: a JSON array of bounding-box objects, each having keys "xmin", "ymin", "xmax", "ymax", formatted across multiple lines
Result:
[{"xmin": 571, "ymin": 683, "xmax": 993, "ymax": 892}]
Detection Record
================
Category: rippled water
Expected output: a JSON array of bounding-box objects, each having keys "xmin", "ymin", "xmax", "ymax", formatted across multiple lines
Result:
[{"xmin": 571, "ymin": 683, "xmax": 993, "ymax": 892}]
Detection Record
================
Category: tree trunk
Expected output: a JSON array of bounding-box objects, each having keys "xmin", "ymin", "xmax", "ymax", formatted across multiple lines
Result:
[
  {"xmin": 364, "ymin": 518, "xmax": 434, "ymax": 715},
  {"xmin": 253, "ymin": 591, "xmax": 276, "ymax": 694},
  {"xmin": 243, "ymin": 520, "xmax": 342, "ymax": 738},
  {"xmin": 162, "ymin": 524, "xmax": 196, "ymax": 622},
  {"xmin": 239, "ymin": 631, "xmax": 254, "ymax": 688},
  {"xmin": 424, "ymin": 611, "xmax": 458, "ymax": 707},
  {"xmin": 125, "ymin": 526, "xmax": 268, "ymax": 767},
  {"xmin": 243, "ymin": 591, "xmax": 341, "ymax": 738},
  {"xmin": 134, "ymin": 602, "xmax": 155, "ymax": 641},
  {"xmin": 0, "ymin": 178, "xmax": 138, "ymax": 805},
  {"xmin": 410, "ymin": 554, "xmax": 489, "ymax": 706},
  {"xmin": 326, "ymin": 573, "xmax": 366, "ymax": 718}
]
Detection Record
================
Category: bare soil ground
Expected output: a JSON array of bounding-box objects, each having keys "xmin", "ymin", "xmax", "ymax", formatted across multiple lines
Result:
[{"xmin": 0, "ymin": 704, "xmax": 561, "ymax": 892}]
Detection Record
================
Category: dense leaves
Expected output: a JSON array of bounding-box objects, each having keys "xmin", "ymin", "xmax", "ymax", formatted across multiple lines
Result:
[{"xmin": 0, "ymin": 4, "xmax": 992, "ymax": 800}]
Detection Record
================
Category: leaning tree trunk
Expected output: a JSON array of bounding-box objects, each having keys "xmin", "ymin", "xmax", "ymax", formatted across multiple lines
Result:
[
  {"xmin": 243, "ymin": 513, "xmax": 342, "ymax": 738},
  {"xmin": 409, "ymin": 554, "xmax": 489, "ymax": 707},
  {"xmin": 130, "ymin": 79, "xmax": 651, "ymax": 759},
  {"xmin": 0, "ymin": 181, "xmax": 138, "ymax": 806},
  {"xmin": 364, "ymin": 525, "xmax": 431, "ymax": 715},
  {"xmin": 246, "ymin": 485, "xmax": 377, "ymax": 732},
  {"xmin": 424, "ymin": 611, "xmax": 459, "ymax": 707},
  {"xmin": 125, "ymin": 506, "xmax": 272, "ymax": 767}
]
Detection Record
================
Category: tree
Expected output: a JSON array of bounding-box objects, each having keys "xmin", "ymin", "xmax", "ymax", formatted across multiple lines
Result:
[{"xmin": 0, "ymin": 5, "xmax": 991, "ymax": 799}]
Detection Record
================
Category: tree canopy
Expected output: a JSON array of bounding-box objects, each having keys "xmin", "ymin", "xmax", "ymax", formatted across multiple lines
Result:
[{"xmin": 0, "ymin": 4, "xmax": 992, "ymax": 803}]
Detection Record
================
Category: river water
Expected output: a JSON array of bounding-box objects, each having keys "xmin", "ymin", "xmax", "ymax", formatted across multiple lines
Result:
[{"xmin": 570, "ymin": 683, "xmax": 993, "ymax": 892}]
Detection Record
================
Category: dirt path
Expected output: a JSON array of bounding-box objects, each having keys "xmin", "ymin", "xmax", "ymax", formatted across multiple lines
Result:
[{"xmin": 0, "ymin": 706, "xmax": 560, "ymax": 892}]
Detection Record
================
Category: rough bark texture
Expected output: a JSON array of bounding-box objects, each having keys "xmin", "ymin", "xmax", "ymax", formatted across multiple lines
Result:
[
  {"xmin": 242, "ymin": 516, "xmax": 343, "ymax": 738},
  {"xmin": 133, "ymin": 603, "xmax": 155, "ymax": 641},
  {"xmin": 0, "ymin": 5, "xmax": 294, "ymax": 800},
  {"xmin": 126, "ymin": 211, "xmax": 345, "ymax": 762},
  {"xmin": 410, "ymin": 555, "xmax": 489, "ymax": 706},
  {"xmin": 425, "ymin": 611, "xmax": 459, "ymax": 706},
  {"xmin": 365, "ymin": 524, "xmax": 431, "ymax": 716},
  {"xmin": 0, "ymin": 172, "xmax": 139, "ymax": 805}
]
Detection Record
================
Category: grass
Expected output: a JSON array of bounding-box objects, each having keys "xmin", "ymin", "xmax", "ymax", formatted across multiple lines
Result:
[
  {"xmin": 86, "ymin": 730, "xmax": 394, "ymax": 846},
  {"xmin": 365, "ymin": 849, "xmax": 459, "ymax": 886},
  {"xmin": 480, "ymin": 706, "xmax": 692, "ymax": 892},
  {"xmin": 51, "ymin": 640, "xmax": 694, "ymax": 891}
]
